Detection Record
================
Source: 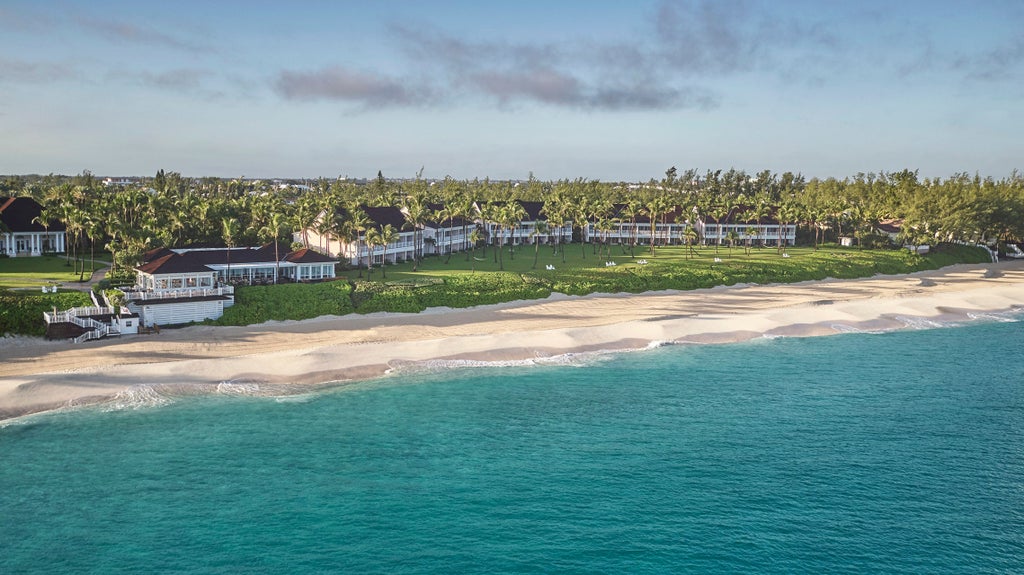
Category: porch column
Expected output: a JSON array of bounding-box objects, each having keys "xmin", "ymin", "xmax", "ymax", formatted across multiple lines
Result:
[
  {"xmin": 4, "ymin": 233, "xmax": 10, "ymax": 256},
  {"xmin": 57, "ymin": 233, "xmax": 64, "ymax": 253}
]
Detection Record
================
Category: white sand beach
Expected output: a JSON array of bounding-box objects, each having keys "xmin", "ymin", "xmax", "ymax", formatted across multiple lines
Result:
[{"xmin": 2, "ymin": 261, "xmax": 1023, "ymax": 421}]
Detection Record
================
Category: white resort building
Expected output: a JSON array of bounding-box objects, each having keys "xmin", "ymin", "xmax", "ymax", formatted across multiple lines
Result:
[
  {"xmin": 0, "ymin": 196, "xmax": 66, "ymax": 257},
  {"xmin": 121, "ymin": 244, "xmax": 337, "ymax": 327}
]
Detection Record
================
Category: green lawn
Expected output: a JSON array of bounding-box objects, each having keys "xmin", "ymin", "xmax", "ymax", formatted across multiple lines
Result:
[
  {"xmin": 338, "ymin": 242, "xmax": 952, "ymax": 284},
  {"xmin": 0, "ymin": 255, "xmax": 87, "ymax": 290}
]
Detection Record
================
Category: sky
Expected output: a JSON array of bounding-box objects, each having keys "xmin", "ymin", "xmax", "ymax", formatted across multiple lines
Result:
[{"xmin": 1, "ymin": 0, "xmax": 1022, "ymax": 182}]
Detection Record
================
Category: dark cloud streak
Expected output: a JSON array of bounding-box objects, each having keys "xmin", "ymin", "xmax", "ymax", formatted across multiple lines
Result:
[
  {"xmin": 274, "ymin": 66, "xmax": 432, "ymax": 108},
  {"xmin": 79, "ymin": 17, "xmax": 214, "ymax": 54}
]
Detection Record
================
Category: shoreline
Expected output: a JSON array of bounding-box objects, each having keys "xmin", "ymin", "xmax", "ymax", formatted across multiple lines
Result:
[{"xmin": 2, "ymin": 261, "xmax": 1023, "ymax": 422}]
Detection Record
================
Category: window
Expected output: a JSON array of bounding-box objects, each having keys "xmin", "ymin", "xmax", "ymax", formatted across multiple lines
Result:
[
  {"xmin": 171, "ymin": 278, "xmax": 183, "ymax": 288},
  {"xmin": 186, "ymin": 277, "xmax": 197, "ymax": 287},
  {"xmin": 125, "ymin": 321, "xmax": 133, "ymax": 327}
]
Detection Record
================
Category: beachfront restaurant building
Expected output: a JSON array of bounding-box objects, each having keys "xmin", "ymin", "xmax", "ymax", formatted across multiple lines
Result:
[
  {"xmin": 126, "ymin": 244, "xmax": 336, "ymax": 327},
  {"xmin": 0, "ymin": 196, "xmax": 66, "ymax": 257}
]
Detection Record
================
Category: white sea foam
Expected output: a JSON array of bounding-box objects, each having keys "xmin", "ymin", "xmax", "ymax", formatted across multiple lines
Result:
[
  {"xmin": 645, "ymin": 340, "xmax": 674, "ymax": 349},
  {"xmin": 830, "ymin": 323, "xmax": 865, "ymax": 333},
  {"xmin": 892, "ymin": 315, "xmax": 954, "ymax": 330},
  {"xmin": 216, "ymin": 381, "xmax": 261, "ymax": 395},
  {"xmin": 103, "ymin": 385, "xmax": 172, "ymax": 411},
  {"xmin": 966, "ymin": 311, "xmax": 1021, "ymax": 323}
]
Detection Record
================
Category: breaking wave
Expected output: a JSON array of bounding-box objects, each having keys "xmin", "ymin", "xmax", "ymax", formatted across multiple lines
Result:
[{"xmin": 102, "ymin": 385, "xmax": 173, "ymax": 411}]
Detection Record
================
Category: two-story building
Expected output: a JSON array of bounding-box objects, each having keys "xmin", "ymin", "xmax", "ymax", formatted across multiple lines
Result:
[{"xmin": 0, "ymin": 196, "xmax": 66, "ymax": 257}]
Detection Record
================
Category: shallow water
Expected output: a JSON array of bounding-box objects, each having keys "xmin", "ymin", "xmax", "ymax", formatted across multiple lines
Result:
[{"xmin": 2, "ymin": 317, "xmax": 1023, "ymax": 574}]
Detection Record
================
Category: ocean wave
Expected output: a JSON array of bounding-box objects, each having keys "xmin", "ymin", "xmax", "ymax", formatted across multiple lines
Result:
[
  {"xmin": 216, "ymin": 381, "xmax": 262, "ymax": 395},
  {"xmin": 892, "ymin": 315, "xmax": 956, "ymax": 330},
  {"xmin": 102, "ymin": 385, "xmax": 172, "ymax": 411},
  {"xmin": 966, "ymin": 311, "xmax": 1021, "ymax": 323}
]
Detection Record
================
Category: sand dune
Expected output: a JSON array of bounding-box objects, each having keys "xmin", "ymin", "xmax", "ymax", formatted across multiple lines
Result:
[{"xmin": 2, "ymin": 261, "xmax": 1023, "ymax": 421}]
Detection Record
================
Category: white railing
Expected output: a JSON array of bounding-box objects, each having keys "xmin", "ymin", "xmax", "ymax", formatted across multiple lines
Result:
[
  {"xmin": 72, "ymin": 323, "xmax": 110, "ymax": 344},
  {"xmin": 44, "ymin": 306, "xmax": 115, "ymax": 343},
  {"xmin": 43, "ymin": 306, "xmax": 116, "ymax": 324},
  {"xmin": 122, "ymin": 286, "xmax": 233, "ymax": 302}
]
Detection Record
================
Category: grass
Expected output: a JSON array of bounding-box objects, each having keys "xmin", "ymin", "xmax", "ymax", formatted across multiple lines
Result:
[
  {"xmin": 338, "ymin": 242, "xmax": 972, "ymax": 284},
  {"xmin": 0, "ymin": 255, "xmax": 89, "ymax": 290}
]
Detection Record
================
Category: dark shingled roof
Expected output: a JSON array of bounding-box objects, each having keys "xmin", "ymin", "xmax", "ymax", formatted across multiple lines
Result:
[
  {"xmin": 361, "ymin": 205, "xmax": 408, "ymax": 230},
  {"xmin": 136, "ymin": 253, "xmax": 214, "ymax": 274},
  {"xmin": 0, "ymin": 197, "xmax": 66, "ymax": 232},
  {"xmin": 137, "ymin": 243, "xmax": 334, "ymax": 274},
  {"xmin": 284, "ymin": 248, "xmax": 336, "ymax": 263},
  {"xmin": 422, "ymin": 203, "xmax": 475, "ymax": 229}
]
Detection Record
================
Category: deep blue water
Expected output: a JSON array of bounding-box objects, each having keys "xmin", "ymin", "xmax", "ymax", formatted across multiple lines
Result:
[{"xmin": 2, "ymin": 318, "xmax": 1023, "ymax": 574}]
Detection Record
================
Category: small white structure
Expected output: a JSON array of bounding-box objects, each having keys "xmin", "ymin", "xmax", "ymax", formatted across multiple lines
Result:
[{"xmin": 44, "ymin": 306, "xmax": 140, "ymax": 343}]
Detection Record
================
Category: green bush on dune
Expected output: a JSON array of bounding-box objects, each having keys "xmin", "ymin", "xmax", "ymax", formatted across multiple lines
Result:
[
  {"xmin": 212, "ymin": 281, "xmax": 355, "ymax": 326},
  {"xmin": 0, "ymin": 291, "xmax": 92, "ymax": 337}
]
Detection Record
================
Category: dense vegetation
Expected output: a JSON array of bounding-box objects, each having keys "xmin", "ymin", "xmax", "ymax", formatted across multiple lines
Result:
[
  {"xmin": 210, "ymin": 243, "xmax": 988, "ymax": 326},
  {"xmin": 212, "ymin": 281, "xmax": 355, "ymax": 326},
  {"xmin": 0, "ymin": 290, "xmax": 92, "ymax": 337},
  {"xmin": 3, "ymin": 167, "xmax": 1023, "ymax": 279},
  {"xmin": 0, "ymin": 166, "xmax": 1014, "ymax": 334}
]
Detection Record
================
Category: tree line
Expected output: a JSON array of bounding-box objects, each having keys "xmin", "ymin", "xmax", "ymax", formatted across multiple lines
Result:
[{"xmin": 4, "ymin": 167, "xmax": 1023, "ymax": 278}]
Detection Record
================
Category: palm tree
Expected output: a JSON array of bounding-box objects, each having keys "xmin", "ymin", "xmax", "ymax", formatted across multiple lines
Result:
[
  {"xmin": 683, "ymin": 225, "xmax": 700, "ymax": 259},
  {"xmin": 403, "ymin": 197, "xmax": 428, "ymax": 271},
  {"xmin": 364, "ymin": 227, "xmax": 381, "ymax": 281},
  {"xmin": 455, "ymin": 196, "xmax": 476, "ymax": 262},
  {"xmin": 745, "ymin": 226, "xmax": 758, "ymax": 256},
  {"xmin": 751, "ymin": 197, "xmax": 771, "ymax": 248},
  {"xmin": 725, "ymin": 230, "xmax": 740, "ymax": 254},
  {"xmin": 775, "ymin": 204, "xmax": 798, "ymax": 255},
  {"xmin": 377, "ymin": 224, "xmax": 398, "ymax": 279},
  {"xmin": 708, "ymin": 203, "xmax": 729, "ymax": 253},
  {"xmin": 259, "ymin": 212, "xmax": 285, "ymax": 283},
  {"xmin": 503, "ymin": 201, "xmax": 527, "ymax": 261},
  {"xmin": 620, "ymin": 200, "xmax": 641, "ymax": 258},
  {"xmin": 469, "ymin": 227, "xmax": 483, "ymax": 272},
  {"xmin": 530, "ymin": 220, "xmax": 550, "ymax": 269},
  {"xmin": 222, "ymin": 217, "xmax": 239, "ymax": 284}
]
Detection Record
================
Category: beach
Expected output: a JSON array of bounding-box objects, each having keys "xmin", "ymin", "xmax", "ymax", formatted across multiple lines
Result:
[{"xmin": 2, "ymin": 261, "xmax": 1023, "ymax": 421}]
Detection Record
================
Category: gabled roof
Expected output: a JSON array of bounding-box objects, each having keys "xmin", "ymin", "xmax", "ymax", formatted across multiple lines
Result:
[
  {"xmin": 474, "ymin": 200, "xmax": 549, "ymax": 221},
  {"xmin": 361, "ymin": 205, "xmax": 409, "ymax": 231},
  {"xmin": 284, "ymin": 248, "xmax": 336, "ymax": 263},
  {"xmin": 516, "ymin": 201, "xmax": 546, "ymax": 220},
  {"xmin": 137, "ymin": 243, "xmax": 335, "ymax": 274},
  {"xmin": 875, "ymin": 219, "xmax": 902, "ymax": 234},
  {"xmin": 136, "ymin": 253, "xmax": 214, "ymax": 274},
  {"xmin": 422, "ymin": 203, "xmax": 475, "ymax": 229},
  {"xmin": 0, "ymin": 197, "xmax": 66, "ymax": 233}
]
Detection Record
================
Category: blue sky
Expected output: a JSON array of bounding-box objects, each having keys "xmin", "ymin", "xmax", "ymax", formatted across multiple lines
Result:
[{"xmin": 2, "ymin": 0, "xmax": 1022, "ymax": 181}]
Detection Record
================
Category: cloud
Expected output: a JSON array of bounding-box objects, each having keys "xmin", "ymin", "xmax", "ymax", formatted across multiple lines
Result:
[
  {"xmin": 271, "ymin": 0, "xmax": 845, "ymax": 113},
  {"xmin": 391, "ymin": 21, "xmax": 712, "ymax": 111},
  {"xmin": 952, "ymin": 34, "xmax": 1024, "ymax": 81},
  {"xmin": 0, "ymin": 58, "xmax": 77, "ymax": 84},
  {"xmin": 273, "ymin": 66, "xmax": 432, "ymax": 108},
  {"xmin": 110, "ymin": 68, "xmax": 213, "ymax": 92},
  {"xmin": 79, "ymin": 17, "xmax": 213, "ymax": 54}
]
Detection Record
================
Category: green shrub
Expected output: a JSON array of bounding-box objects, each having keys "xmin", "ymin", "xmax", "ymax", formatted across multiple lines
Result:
[
  {"xmin": 212, "ymin": 281, "xmax": 354, "ymax": 326},
  {"xmin": 0, "ymin": 291, "xmax": 92, "ymax": 336}
]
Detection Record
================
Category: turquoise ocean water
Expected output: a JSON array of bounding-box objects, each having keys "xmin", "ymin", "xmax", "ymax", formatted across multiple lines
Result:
[{"xmin": 2, "ymin": 317, "xmax": 1023, "ymax": 574}]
